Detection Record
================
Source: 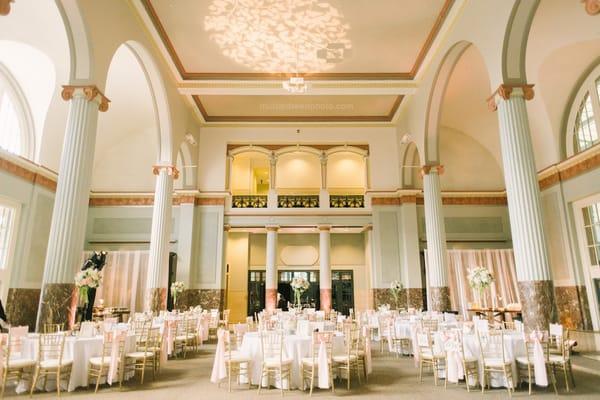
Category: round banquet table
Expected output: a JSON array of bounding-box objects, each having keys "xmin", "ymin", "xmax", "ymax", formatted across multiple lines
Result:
[
  {"xmin": 238, "ymin": 332, "xmax": 345, "ymax": 389},
  {"xmin": 16, "ymin": 332, "xmax": 136, "ymax": 393},
  {"xmin": 433, "ymin": 330, "xmax": 528, "ymax": 388}
]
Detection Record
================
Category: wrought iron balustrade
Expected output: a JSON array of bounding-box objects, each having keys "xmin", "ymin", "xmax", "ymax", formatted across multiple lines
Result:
[
  {"xmin": 277, "ymin": 195, "xmax": 319, "ymax": 208},
  {"xmin": 231, "ymin": 195, "xmax": 268, "ymax": 208},
  {"xmin": 330, "ymin": 195, "xmax": 365, "ymax": 208}
]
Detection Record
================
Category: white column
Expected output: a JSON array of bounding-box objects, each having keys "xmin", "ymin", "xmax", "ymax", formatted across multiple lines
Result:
[
  {"xmin": 319, "ymin": 152, "xmax": 329, "ymax": 208},
  {"xmin": 265, "ymin": 225, "xmax": 279, "ymax": 311},
  {"xmin": 319, "ymin": 225, "xmax": 332, "ymax": 311},
  {"xmin": 225, "ymin": 154, "xmax": 233, "ymax": 192},
  {"xmin": 145, "ymin": 165, "xmax": 177, "ymax": 313},
  {"xmin": 490, "ymin": 84, "xmax": 557, "ymax": 328},
  {"xmin": 268, "ymin": 153, "xmax": 278, "ymax": 208},
  {"xmin": 422, "ymin": 165, "xmax": 450, "ymax": 312},
  {"xmin": 399, "ymin": 197, "xmax": 424, "ymax": 309},
  {"xmin": 36, "ymin": 85, "xmax": 109, "ymax": 330}
]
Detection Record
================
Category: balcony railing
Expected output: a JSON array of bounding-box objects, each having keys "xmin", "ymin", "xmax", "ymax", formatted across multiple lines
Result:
[
  {"xmin": 278, "ymin": 195, "xmax": 319, "ymax": 208},
  {"xmin": 330, "ymin": 194, "xmax": 365, "ymax": 208},
  {"xmin": 231, "ymin": 195, "xmax": 268, "ymax": 208}
]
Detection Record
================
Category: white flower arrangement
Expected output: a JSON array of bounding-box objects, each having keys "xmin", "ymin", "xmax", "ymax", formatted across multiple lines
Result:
[
  {"xmin": 290, "ymin": 276, "xmax": 310, "ymax": 308},
  {"xmin": 75, "ymin": 268, "xmax": 103, "ymax": 304},
  {"xmin": 467, "ymin": 267, "xmax": 494, "ymax": 291},
  {"xmin": 171, "ymin": 281, "xmax": 185, "ymax": 306},
  {"xmin": 389, "ymin": 280, "xmax": 403, "ymax": 309}
]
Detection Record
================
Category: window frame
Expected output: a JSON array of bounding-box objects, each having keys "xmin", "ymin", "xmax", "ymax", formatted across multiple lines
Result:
[
  {"xmin": 0, "ymin": 62, "xmax": 35, "ymax": 160},
  {"xmin": 566, "ymin": 62, "xmax": 600, "ymax": 157}
]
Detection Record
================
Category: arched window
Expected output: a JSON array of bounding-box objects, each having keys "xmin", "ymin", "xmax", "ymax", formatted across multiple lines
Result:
[
  {"xmin": 568, "ymin": 64, "xmax": 600, "ymax": 155},
  {"xmin": 0, "ymin": 64, "xmax": 33, "ymax": 158}
]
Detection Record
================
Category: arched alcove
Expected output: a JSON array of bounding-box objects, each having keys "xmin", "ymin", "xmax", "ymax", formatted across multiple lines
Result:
[
  {"xmin": 230, "ymin": 151, "xmax": 270, "ymax": 195},
  {"xmin": 327, "ymin": 151, "xmax": 365, "ymax": 194},
  {"xmin": 276, "ymin": 151, "xmax": 321, "ymax": 194}
]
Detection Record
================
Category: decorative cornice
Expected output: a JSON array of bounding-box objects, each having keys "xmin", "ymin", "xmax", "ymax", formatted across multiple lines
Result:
[
  {"xmin": 0, "ymin": 154, "xmax": 57, "ymax": 192},
  {"xmin": 152, "ymin": 165, "xmax": 179, "ymax": 180},
  {"xmin": 487, "ymin": 84, "xmax": 535, "ymax": 111},
  {"xmin": 88, "ymin": 196, "xmax": 154, "ymax": 207},
  {"xmin": 538, "ymin": 143, "xmax": 600, "ymax": 190},
  {"xmin": 61, "ymin": 85, "xmax": 110, "ymax": 112},
  {"xmin": 194, "ymin": 197, "xmax": 225, "ymax": 206},
  {"xmin": 371, "ymin": 195, "xmax": 418, "ymax": 206},
  {"xmin": 0, "ymin": 0, "xmax": 13, "ymax": 16},
  {"xmin": 265, "ymin": 225, "xmax": 280, "ymax": 232},
  {"xmin": 582, "ymin": 0, "xmax": 600, "ymax": 15},
  {"xmin": 177, "ymin": 195, "xmax": 196, "ymax": 204},
  {"xmin": 421, "ymin": 164, "xmax": 444, "ymax": 176},
  {"xmin": 317, "ymin": 224, "xmax": 332, "ymax": 232}
]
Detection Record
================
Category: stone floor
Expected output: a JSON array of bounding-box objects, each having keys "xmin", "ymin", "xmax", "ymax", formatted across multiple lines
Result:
[{"xmin": 5, "ymin": 345, "xmax": 600, "ymax": 399}]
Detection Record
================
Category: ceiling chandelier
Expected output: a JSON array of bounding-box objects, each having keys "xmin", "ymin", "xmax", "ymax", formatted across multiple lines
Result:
[{"xmin": 204, "ymin": 0, "xmax": 352, "ymax": 75}]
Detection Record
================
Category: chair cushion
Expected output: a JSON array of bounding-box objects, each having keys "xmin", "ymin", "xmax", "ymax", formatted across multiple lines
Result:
[
  {"xmin": 483, "ymin": 357, "xmax": 510, "ymax": 367},
  {"xmin": 263, "ymin": 357, "xmax": 293, "ymax": 367},
  {"xmin": 7, "ymin": 358, "xmax": 36, "ymax": 369},
  {"xmin": 333, "ymin": 355, "xmax": 358, "ymax": 363},
  {"xmin": 126, "ymin": 351, "xmax": 154, "ymax": 359},
  {"xmin": 516, "ymin": 356, "xmax": 533, "ymax": 365},
  {"xmin": 89, "ymin": 356, "xmax": 112, "ymax": 366},
  {"xmin": 548, "ymin": 355, "xmax": 567, "ymax": 364},
  {"xmin": 226, "ymin": 354, "xmax": 251, "ymax": 363},
  {"xmin": 420, "ymin": 350, "xmax": 444, "ymax": 360},
  {"xmin": 40, "ymin": 359, "xmax": 73, "ymax": 369},
  {"xmin": 463, "ymin": 356, "xmax": 478, "ymax": 363}
]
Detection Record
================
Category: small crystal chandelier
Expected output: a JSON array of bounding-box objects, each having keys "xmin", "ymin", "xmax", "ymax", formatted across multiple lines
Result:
[{"xmin": 282, "ymin": 76, "xmax": 308, "ymax": 94}]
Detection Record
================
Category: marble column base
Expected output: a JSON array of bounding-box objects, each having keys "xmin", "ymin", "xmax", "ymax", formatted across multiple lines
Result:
[
  {"xmin": 406, "ymin": 288, "xmax": 425, "ymax": 310},
  {"xmin": 372, "ymin": 289, "xmax": 397, "ymax": 309},
  {"xmin": 265, "ymin": 288, "xmax": 277, "ymax": 312},
  {"xmin": 554, "ymin": 285, "xmax": 592, "ymax": 330},
  {"xmin": 36, "ymin": 283, "xmax": 77, "ymax": 332},
  {"xmin": 429, "ymin": 286, "xmax": 451, "ymax": 312},
  {"xmin": 518, "ymin": 280, "xmax": 558, "ymax": 330},
  {"xmin": 174, "ymin": 289, "xmax": 226, "ymax": 311},
  {"xmin": 320, "ymin": 288, "xmax": 332, "ymax": 312},
  {"xmin": 146, "ymin": 287, "xmax": 167, "ymax": 313},
  {"xmin": 6, "ymin": 288, "xmax": 41, "ymax": 331}
]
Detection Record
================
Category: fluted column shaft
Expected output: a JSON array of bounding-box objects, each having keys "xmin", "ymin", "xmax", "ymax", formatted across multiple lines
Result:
[
  {"xmin": 265, "ymin": 225, "xmax": 279, "ymax": 311},
  {"xmin": 319, "ymin": 225, "xmax": 332, "ymax": 312},
  {"xmin": 423, "ymin": 166, "xmax": 451, "ymax": 312},
  {"xmin": 145, "ymin": 166, "xmax": 175, "ymax": 313},
  {"xmin": 36, "ymin": 86, "xmax": 108, "ymax": 331},
  {"xmin": 493, "ymin": 85, "xmax": 557, "ymax": 329}
]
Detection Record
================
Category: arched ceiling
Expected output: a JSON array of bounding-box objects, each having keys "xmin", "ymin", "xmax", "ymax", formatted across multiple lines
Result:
[{"xmin": 92, "ymin": 44, "xmax": 158, "ymax": 192}]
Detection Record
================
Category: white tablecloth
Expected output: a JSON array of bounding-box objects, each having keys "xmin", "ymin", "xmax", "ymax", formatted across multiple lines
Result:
[
  {"xmin": 238, "ymin": 332, "xmax": 345, "ymax": 389},
  {"xmin": 17, "ymin": 333, "xmax": 136, "ymax": 392}
]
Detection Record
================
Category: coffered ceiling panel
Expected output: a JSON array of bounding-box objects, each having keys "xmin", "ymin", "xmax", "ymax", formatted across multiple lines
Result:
[{"xmin": 142, "ymin": 0, "xmax": 453, "ymax": 79}]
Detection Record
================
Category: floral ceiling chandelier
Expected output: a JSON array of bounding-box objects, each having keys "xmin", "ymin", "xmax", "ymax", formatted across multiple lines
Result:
[{"xmin": 204, "ymin": 0, "xmax": 352, "ymax": 92}]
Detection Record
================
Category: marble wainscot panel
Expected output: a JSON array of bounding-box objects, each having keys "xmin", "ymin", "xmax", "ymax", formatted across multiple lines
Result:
[
  {"xmin": 265, "ymin": 288, "xmax": 277, "ymax": 312},
  {"xmin": 37, "ymin": 283, "xmax": 77, "ymax": 331},
  {"xmin": 577, "ymin": 285, "xmax": 593, "ymax": 330},
  {"xmin": 320, "ymin": 288, "xmax": 332, "ymax": 312},
  {"xmin": 429, "ymin": 286, "xmax": 451, "ymax": 312},
  {"xmin": 554, "ymin": 285, "xmax": 594, "ymax": 330},
  {"xmin": 518, "ymin": 280, "xmax": 558, "ymax": 330},
  {"xmin": 406, "ymin": 288, "xmax": 425, "ymax": 310},
  {"xmin": 372, "ymin": 288, "xmax": 407, "ymax": 310},
  {"xmin": 146, "ymin": 287, "xmax": 167, "ymax": 313},
  {"xmin": 6, "ymin": 288, "xmax": 41, "ymax": 331},
  {"xmin": 175, "ymin": 289, "xmax": 225, "ymax": 311}
]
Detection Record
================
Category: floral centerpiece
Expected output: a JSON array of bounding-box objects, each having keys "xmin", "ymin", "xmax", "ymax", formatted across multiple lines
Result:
[
  {"xmin": 290, "ymin": 276, "xmax": 310, "ymax": 309},
  {"xmin": 467, "ymin": 266, "xmax": 494, "ymax": 308},
  {"xmin": 389, "ymin": 280, "xmax": 403, "ymax": 310},
  {"xmin": 171, "ymin": 281, "xmax": 185, "ymax": 308},
  {"xmin": 75, "ymin": 268, "xmax": 103, "ymax": 305}
]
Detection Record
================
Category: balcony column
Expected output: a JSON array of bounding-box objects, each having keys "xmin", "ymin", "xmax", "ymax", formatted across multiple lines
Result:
[
  {"xmin": 319, "ymin": 225, "xmax": 332, "ymax": 312},
  {"xmin": 225, "ymin": 153, "xmax": 233, "ymax": 192},
  {"xmin": 488, "ymin": 84, "xmax": 557, "ymax": 329},
  {"xmin": 36, "ymin": 85, "xmax": 109, "ymax": 331},
  {"xmin": 268, "ymin": 153, "xmax": 278, "ymax": 208},
  {"xmin": 319, "ymin": 152, "xmax": 329, "ymax": 208},
  {"xmin": 145, "ymin": 165, "xmax": 177, "ymax": 313},
  {"xmin": 422, "ymin": 165, "xmax": 451, "ymax": 312},
  {"xmin": 265, "ymin": 225, "xmax": 279, "ymax": 311},
  {"xmin": 364, "ymin": 155, "xmax": 371, "ymax": 189}
]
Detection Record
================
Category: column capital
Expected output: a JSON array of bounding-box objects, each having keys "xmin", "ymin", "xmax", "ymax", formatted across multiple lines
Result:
[
  {"xmin": 152, "ymin": 164, "xmax": 179, "ymax": 180},
  {"xmin": 269, "ymin": 152, "xmax": 277, "ymax": 164},
  {"xmin": 317, "ymin": 224, "xmax": 332, "ymax": 232},
  {"xmin": 223, "ymin": 224, "xmax": 231, "ymax": 232},
  {"xmin": 582, "ymin": 0, "xmax": 600, "ymax": 15},
  {"xmin": 362, "ymin": 224, "xmax": 373, "ymax": 232},
  {"xmin": 320, "ymin": 151, "xmax": 328, "ymax": 164},
  {"xmin": 0, "ymin": 0, "xmax": 13, "ymax": 16},
  {"xmin": 487, "ymin": 83, "xmax": 534, "ymax": 112},
  {"xmin": 421, "ymin": 164, "xmax": 444, "ymax": 176},
  {"xmin": 61, "ymin": 85, "xmax": 110, "ymax": 112},
  {"xmin": 265, "ymin": 225, "xmax": 280, "ymax": 232}
]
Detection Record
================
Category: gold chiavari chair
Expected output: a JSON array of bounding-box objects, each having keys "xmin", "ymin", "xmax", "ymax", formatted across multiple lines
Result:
[
  {"xmin": 416, "ymin": 329, "xmax": 445, "ymax": 386},
  {"xmin": 0, "ymin": 327, "xmax": 35, "ymax": 398},
  {"xmin": 217, "ymin": 329, "xmax": 252, "ymax": 392},
  {"xmin": 377, "ymin": 316, "xmax": 392, "ymax": 352},
  {"xmin": 257, "ymin": 329, "xmax": 292, "ymax": 395},
  {"xmin": 356, "ymin": 328, "xmax": 370, "ymax": 382},
  {"xmin": 516, "ymin": 330, "xmax": 549, "ymax": 395},
  {"xmin": 548, "ymin": 332, "xmax": 575, "ymax": 393},
  {"xmin": 209, "ymin": 310, "xmax": 220, "ymax": 341},
  {"xmin": 477, "ymin": 328, "xmax": 514, "ymax": 397},
  {"xmin": 456, "ymin": 329, "xmax": 479, "ymax": 392},
  {"xmin": 421, "ymin": 318, "xmax": 439, "ymax": 332},
  {"xmin": 125, "ymin": 326, "xmax": 160, "ymax": 384},
  {"xmin": 220, "ymin": 309, "xmax": 231, "ymax": 328},
  {"xmin": 181, "ymin": 315, "xmax": 199, "ymax": 355},
  {"xmin": 43, "ymin": 323, "xmax": 63, "ymax": 334},
  {"xmin": 502, "ymin": 321, "xmax": 516, "ymax": 330},
  {"xmin": 334, "ymin": 326, "xmax": 361, "ymax": 390},
  {"xmin": 301, "ymin": 331, "xmax": 334, "ymax": 395},
  {"xmin": 87, "ymin": 331, "xmax": 127, "ymax": 392},
  {"xmin": 30, "ymin": 332, "xmax": 72, "ymax": 397}
]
